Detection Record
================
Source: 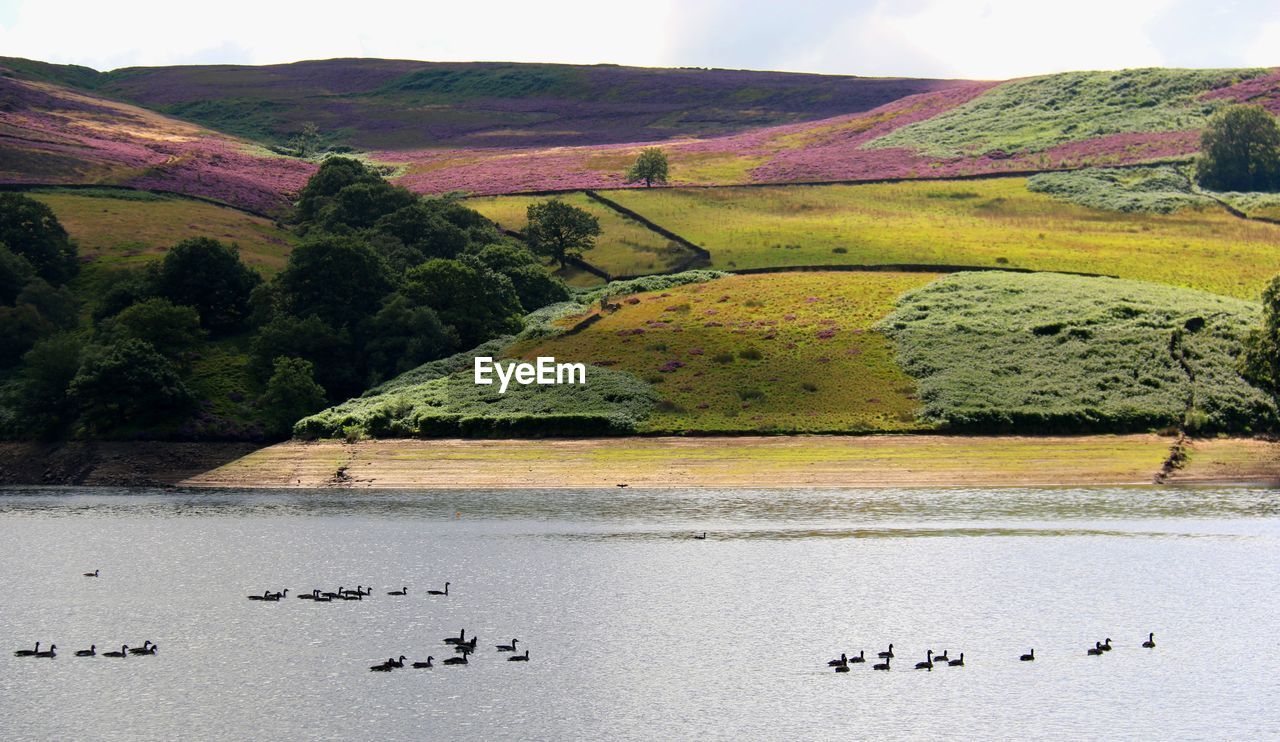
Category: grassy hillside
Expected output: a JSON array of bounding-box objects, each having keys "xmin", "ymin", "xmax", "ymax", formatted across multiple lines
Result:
[
  {"xmin": 880, "ymin": 272, "xmax": 1275, "ymax": 432},
  {"xmin": 603, "ymin": 179, "xmax": 1280, "ymax": 298},
  {"xmin": 28, "ymin": 188, "xmax": 295, "ymax": 274},
  {"xmin": 467, "ymin": 192, "xmax": 691, "ymax": 280}
]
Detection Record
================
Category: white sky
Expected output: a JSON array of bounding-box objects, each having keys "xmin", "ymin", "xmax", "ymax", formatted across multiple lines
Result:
[{"xmin": 1, "ymin": 0, "xmax": 1276, "ymax": 79}]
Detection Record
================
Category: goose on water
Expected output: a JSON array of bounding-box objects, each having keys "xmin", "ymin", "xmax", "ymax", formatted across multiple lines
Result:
[
  {"xmin": 83, "ymin": 569, "xmax": 99, "ymax": 577},
  {"xmin": 1099, "ymin": 638, "xmax": 1112, "ymax": 652},
  {"xmin": 827, "ymin": 653, "xmax": 847, "ymax": 667},
  {"xmin": 129, "ymin": 641, "xmax": 154, "ymax": 655},
  {"xmin": 444, "ymin": 629, "xmax": 466, "ymax": 645},
  {"xmin": 1142, "ymin": 632, "xmax": 1156, "ymax": 649},
  {"xmin": 413, "ymin": 657, "xmax": 435, "ymax": 669},
  {"xmin": 933, "ymin": 650, "xmax": 949, "ymax": 664},
  {"xmin": 834, "ymin": 663, "xmax": 850, "ymax": 673},
  {"xmin": 915, "ymin": 650, "xmax": 934, "ymax": 670},
  {"xmin": 693, "ymin": 532, "xmax": 707, "ymax": 540},
  {"xmin": 75, "ymin": 645, "xmax": 96, "ymax": 657},
  {"xmin": 103, "ymin": 645, "xmax": 128, "ymax": 658},
  {"xmin": 1020, "ymin": 649, "xmax": 1035, "ymax": 662},
  {"xmin": 1087, "ymin": 642, "xmax": 1104, "ymax": 656},
  {"xmin": 427, "ymin": 582, "xmax": 450, "ymax": 596},
  {"xmin": 13, "ymin": 642, "xmax": 39, "ymax": 657},
  {"xmin": 387, "ymin": 587, "xmax": 408, "ymax": 596},
  {"xmin": 948, "ymin": 653, "xmax": 965, "ymax": 667},
  {"xmin": 496, "ymin": 639, "xmax": 519, "ymax": 652},
  {"xmin": 443, "ymin": 655, "xmax": 468, "ymax": 665},
  {"xmin": 35, "ymin": 644, "xmax": 56, "ymax": 658},
  {"xmin": 508, "ymin": 650, "xmax": 529, "ymax": 662},
  {"xmin": 848, "ymin": 650, "xmax": 866, "ymax": 663},
  {"xmin": 878, "ymin": 644, "xmax": 894, "ymax": 659},
  {"xmin": 873, "ymin": 657, "xmax": 891, "ymax": 671},
  {"xmin": 370, "ymin": 661, "xmax": 394, "ymax": 672}
]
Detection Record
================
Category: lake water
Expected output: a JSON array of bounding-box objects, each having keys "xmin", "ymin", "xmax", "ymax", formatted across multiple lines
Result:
[{"xmin": 1, "ymin": 485, "xmax": 1277, "ymax": 741}]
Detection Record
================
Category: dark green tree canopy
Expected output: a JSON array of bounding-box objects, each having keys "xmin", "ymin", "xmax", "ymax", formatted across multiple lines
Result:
[
  {"xmin": 0, "ymin": 244, "xmax": 34, "ymax": 305},
  {"xmin": 68, "ymin": 339, "xmax": 194, "ymax": 432},
  {"xmin": 1197, "ymin": 104, "xmax": 1280, "ymax": 192},
  {"xmin": 107, "ymin": 298, "xmax": 205, "ymax": 359},
  {"xmin": 320, "ymin": 181, "xmax": 418, "ymax": 232},
  {"xmin": 296, "ymin": 156, "xmax": 380, "ymax": 223},
  {"xmin": 275, "ymin": 235, "xmax": 393, "ymax": 327},
  {"xmin": 0, "ymin": 193, "xmax": 79, "ymax": 284},
  {"xmin": 525, "ymin": 199, "xmax": 600, "ymax": 267},
  {"xmin": 260, "ymin": 356, "xmax": 328, "ymax": 437},
  {"xmin": 374, "ymin": 202, "xmax": 469, "ymax": 260},
  {"xmin": 625, "ymin": 147, "xmax": 670, "ymax": 188},
  {"xmin": 1243, "ymin": 274, "xmax": 1280, "ymax": 391},
  {"xmin": 153, "ymin": 237, "xmax": 261, "ymax": 334},
  {"xmin": 401, "ymin": 259, "xmax": 523, "ymax": 347},
  {"xmin": 361, "ymin": 293, "xmax": 459, "ymax": 384}
]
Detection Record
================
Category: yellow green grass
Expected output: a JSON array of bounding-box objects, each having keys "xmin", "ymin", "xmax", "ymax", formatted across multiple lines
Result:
[
  {"xmin": 605, "ymin": 178, "xmax": 1280, "ymax": 299},
  {"xmin": 512, "ymin": 271, "xmax": 937, "ymax": 433},
  {"xmin": 29, "ymin": 189, "xmax": 295, "ymax": 274},
  {"xmin": 467, "ymin": 192, "xmax": 690, "ymax": 280}
]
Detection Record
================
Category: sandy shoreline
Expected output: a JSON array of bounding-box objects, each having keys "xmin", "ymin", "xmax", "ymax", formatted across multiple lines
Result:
[{"xmin": 3, "ymin": 435, "xmax": 1278, "ymax": 489}]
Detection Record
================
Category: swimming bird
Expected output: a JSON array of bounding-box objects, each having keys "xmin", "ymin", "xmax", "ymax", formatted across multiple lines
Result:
[
  {"xmin": 1100, "ymin": 638, "xmax": 1112, "ymax": 652},
  {"xmin": 508, "ymin": 650, "xmax": 529, "ymax": 662},
  {"xmin": 848, "ymin": 650, "xmax": 866, "ymax": 664},
  {"xmin": 948, "ymin": 653, "xmax": 964, "ymax": 667},
  {"xmin": 75, "ymin": 645, "xmax": 96, "ymax": 657},
  {"xmin": 265, "ymin": 589, "xmax": 288, "ymax": 601},
  {"xmin": 878, "ymin": 644, "xmax": 894, "ymax": 659},
  {"xmin": 443, "ymin": 654, "xmax": 469, "ymax": 665},
  {"xmin": 444, "ymin": 629, "xmax": 466, "ymax": 645},
  {"xmin": 412, "ymin": 657, "xmax": 435, "ymax": 669},
  {"xmin": 694, "ymin": 532, "xmax": 707, "ymax": 540},
  {"xmin": 873, "ymin": 657, "xmax": 891, "ymax": 671},
  {"xmin": 454, "ymin": 637, "xmax": 478, "ymax": 655},
  {"xmin": 915, "ymin": 650, "xmax": 934, "ymax": 670},
  {"xmin": 129, "ymin": 641, "xmax": 154, "ymax": 655},
  {"xmin": 1142, "ymin": 632, "xmax": 1156, "ymax": 649},
  {"xmin": 340, "ymin": 591, "xmax": 363, "ymax": 601},
  {"xmin": 370, "ymin": 660, "xmax": 394, "ymax": 672},
  {"xmin": 13, "ymin": 642, "xmax": 39, "ymax": 657},
  {"xmin": 247, "ymin": 591, "xmax": 269, "ymax": 601},
  {"xmin": 827, "ymin": 653, "xmax": 848, "ymax": 667},
  {"xmin": 496, "ymin": 639, "xmax": 519, "ymax": 652},
  {"xmin": 387, "ymin": 587, "xmax": 407, "ymax": 596},
  {"xmin": 134, "ymin": 643, "xmax": 157, "ymax": 656},
  {"xmin": 1020, "ymin": 649, "xmax": 1035, "ymax": 662},
  {"xmin": 427, "ymin": 582, "xmax": 450, "ymax": 596},
  {"xmin": 1087, "ymin": 642, "xmax": 1104, "ymax": 656},
  {"xmin": 387, "ymin": 655, "xmax": 405, "ymax": 668},
  {"xmin": 933, "ymin": 650, "xmax": 949, "ymax": 664},
  {"xmin": 35, "ymin": 644, "xmax": 56, "ymax": 658},
  {"xmin": 103, "ymin": 645, "xmax": 129, "ymax": 658},
  {"xmin": 834, "ymin": 663, "xmax": 850, "ymax": 673},
  {"xmin": 83, "ymin": 569, "xmax": 99, "ymax": 577}
]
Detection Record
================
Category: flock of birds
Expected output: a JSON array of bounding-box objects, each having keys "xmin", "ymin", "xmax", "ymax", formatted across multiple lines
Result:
[
  {"xmin": 11, "ymin": 570, "xmax": 160, "ymax": 660},
  {"xmin": 242, "ymin": 579, "xmax": 530, "ymax": 670},
  {"xmin": 825, "ymin": 634, "xmax": 1157, "ymax": 672}
]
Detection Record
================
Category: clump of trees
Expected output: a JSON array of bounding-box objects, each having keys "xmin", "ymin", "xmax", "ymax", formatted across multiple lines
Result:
[
  {"xmin": 1197, "ymin": 104, "xmax": 1280, "ymax": 192},
  {"xmin": 626, "ymin": 147, "xmax": 669, "ymax": 188},
  {"xmin": 525, "ymin": 200, "xmax": 600, "ymax": 267},
  {"xmin": 0, "ymin": 157, "xmax": 573, "ymax": 441}
]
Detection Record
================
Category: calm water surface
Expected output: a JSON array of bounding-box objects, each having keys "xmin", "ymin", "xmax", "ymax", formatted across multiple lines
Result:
[{"xmin": 1, "ymin": 485, "xmax": 1278, "ymax": 741}]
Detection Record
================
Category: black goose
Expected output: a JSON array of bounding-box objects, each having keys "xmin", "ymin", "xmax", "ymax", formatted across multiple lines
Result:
[
  {"xmin": 75, "ymin": 645, "xmax": 96, "ymax": 657},
  {"xmin": 873, "ymin": 657, "xmax": 891, "ymax": 671},
  {"xmin": 454, "ymin": 644, "xmax": 475, "ymax": 656},
  {"xmin": 1087, "ymin": 642, "xmax": 1104, "ymax": 656},
  {"xmin": 427, "ymin": 582, "xmax": 450, "ymax": 596},
  {"xmin": 878, "ymin": 644, "xmax": 894, "ymax": 659},
  {"xmin": 1020, "ymin": 649, "xmax": 1035, "ymax": 662},
  {"xmin": 933, "ymin": 650, "xmax": 949, "ymax": 664},
  {"xmin": 948, "ymin": 653, "xmax": 964, "ymax": 667},
  {"xmin": 827, "ymin": 653, "xmax": 848, "ymax": 667},
  {"xmin": 129, "ymin": 641, "xmax": 154, "ymax": 655},
  {"xmin": 834, "ymin": 663, "xmax": 850, "ymax": 673},
  {"xmin": 1099, "ymin": 638, "xmax": 1112, "ymax": 652},
  {"xmin": 1142, "ymin": 632, "xmax": 1156, "ymax": 649},
  {"xmin": 265, "ymin": 589, "xmax": 288, "ymax": 601},
  {"xmin": 694, "ymin": 532, "xmax": 707, "ymax": 540},
  {"xmin": 298, "ymin": 589, "xmax": 319, "ymax": 600},
  {"xmin": 387, "ymin": 587, "xmax": 408, "ymax": 596},
  {"xmin": 915, "ymin": 650, "xmax": 934, "ymax": 670},
  {"xmin": 848, "ymin": 650, "xmax": 866, "ymax": 663},
  {"xmin": 508, "ymin": 650, "xmax": 529, "ymax": 662},
  {"xmin": 103, "ymin": 645, "xmax": 129, "ymax": 658},
  {"xmin": 412, "ymin": 657, "xmax": 435, "ymax": 669},
  {"xmin": 35, "ymin": 644, "xmax": 56, "ymax": 658},
  {"xmin": 13, "ymin": 642, "xmax": 39, "ymax": 657},
  {"xmin": 444, "ymin": 629, "xmax": 466, "ymax": 645},
  {"xmin": 443, "ymin": 654, "xmax": 468, "ymax": 665},
  {"xmin": 247, "ymin": 590, "xmax": 270, "ymax": 601},
  {"xmin": 388, "ymin": 655, "xmax": 406, "ymax": 668},
  {"xmin": 496, "ymin": 639, "xmax": 519, "ymax": 652},
  {"xmin": 83, "ymin": 569, "xmax": 99, "ymax": 577},
  {"xmin": 370, "ymin": 659, "xmax": 395, "ymax": 672}
]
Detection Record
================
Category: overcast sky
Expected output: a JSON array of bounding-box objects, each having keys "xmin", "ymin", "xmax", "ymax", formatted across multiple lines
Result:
[{"xmin": 2, "ymin": 0, "xmax": 1278, "ymax": 79}]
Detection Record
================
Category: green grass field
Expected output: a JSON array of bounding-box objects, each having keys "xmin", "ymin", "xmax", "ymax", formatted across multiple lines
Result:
[
  {"xmin": 515, "ymin": 271, "xmax": 937, "ymax": 433},
  {"xmin": 880, "ymin": 272, "xmax": 1275, "ymax": 433},
  {"xmin": 29, "ymin": 189, "xmax": 296, "ymax": 274},
  {"xmin": 604, "ymin": 178, "xmax": 1280, "ymax": 298},
  {"xmin": 467, "ymin": 192, "xmax": 690, "ymax": 281}
]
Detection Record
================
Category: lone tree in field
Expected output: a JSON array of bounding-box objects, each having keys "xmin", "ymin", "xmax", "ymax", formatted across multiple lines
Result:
[
  {"xmin": 525, "ymin": 200, "xmax": 600, "ymax": 268},
  {"xmin": 1243, "ymin": 274, "xmax": 1280, "ymax": 391},
  {"xmin": 626, "ymin": 147, "xmax": 669, "ymax": 187},
  {"xmin": 1197, "ymin": 105, "xmax": 1280, "ymax": 192}
]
